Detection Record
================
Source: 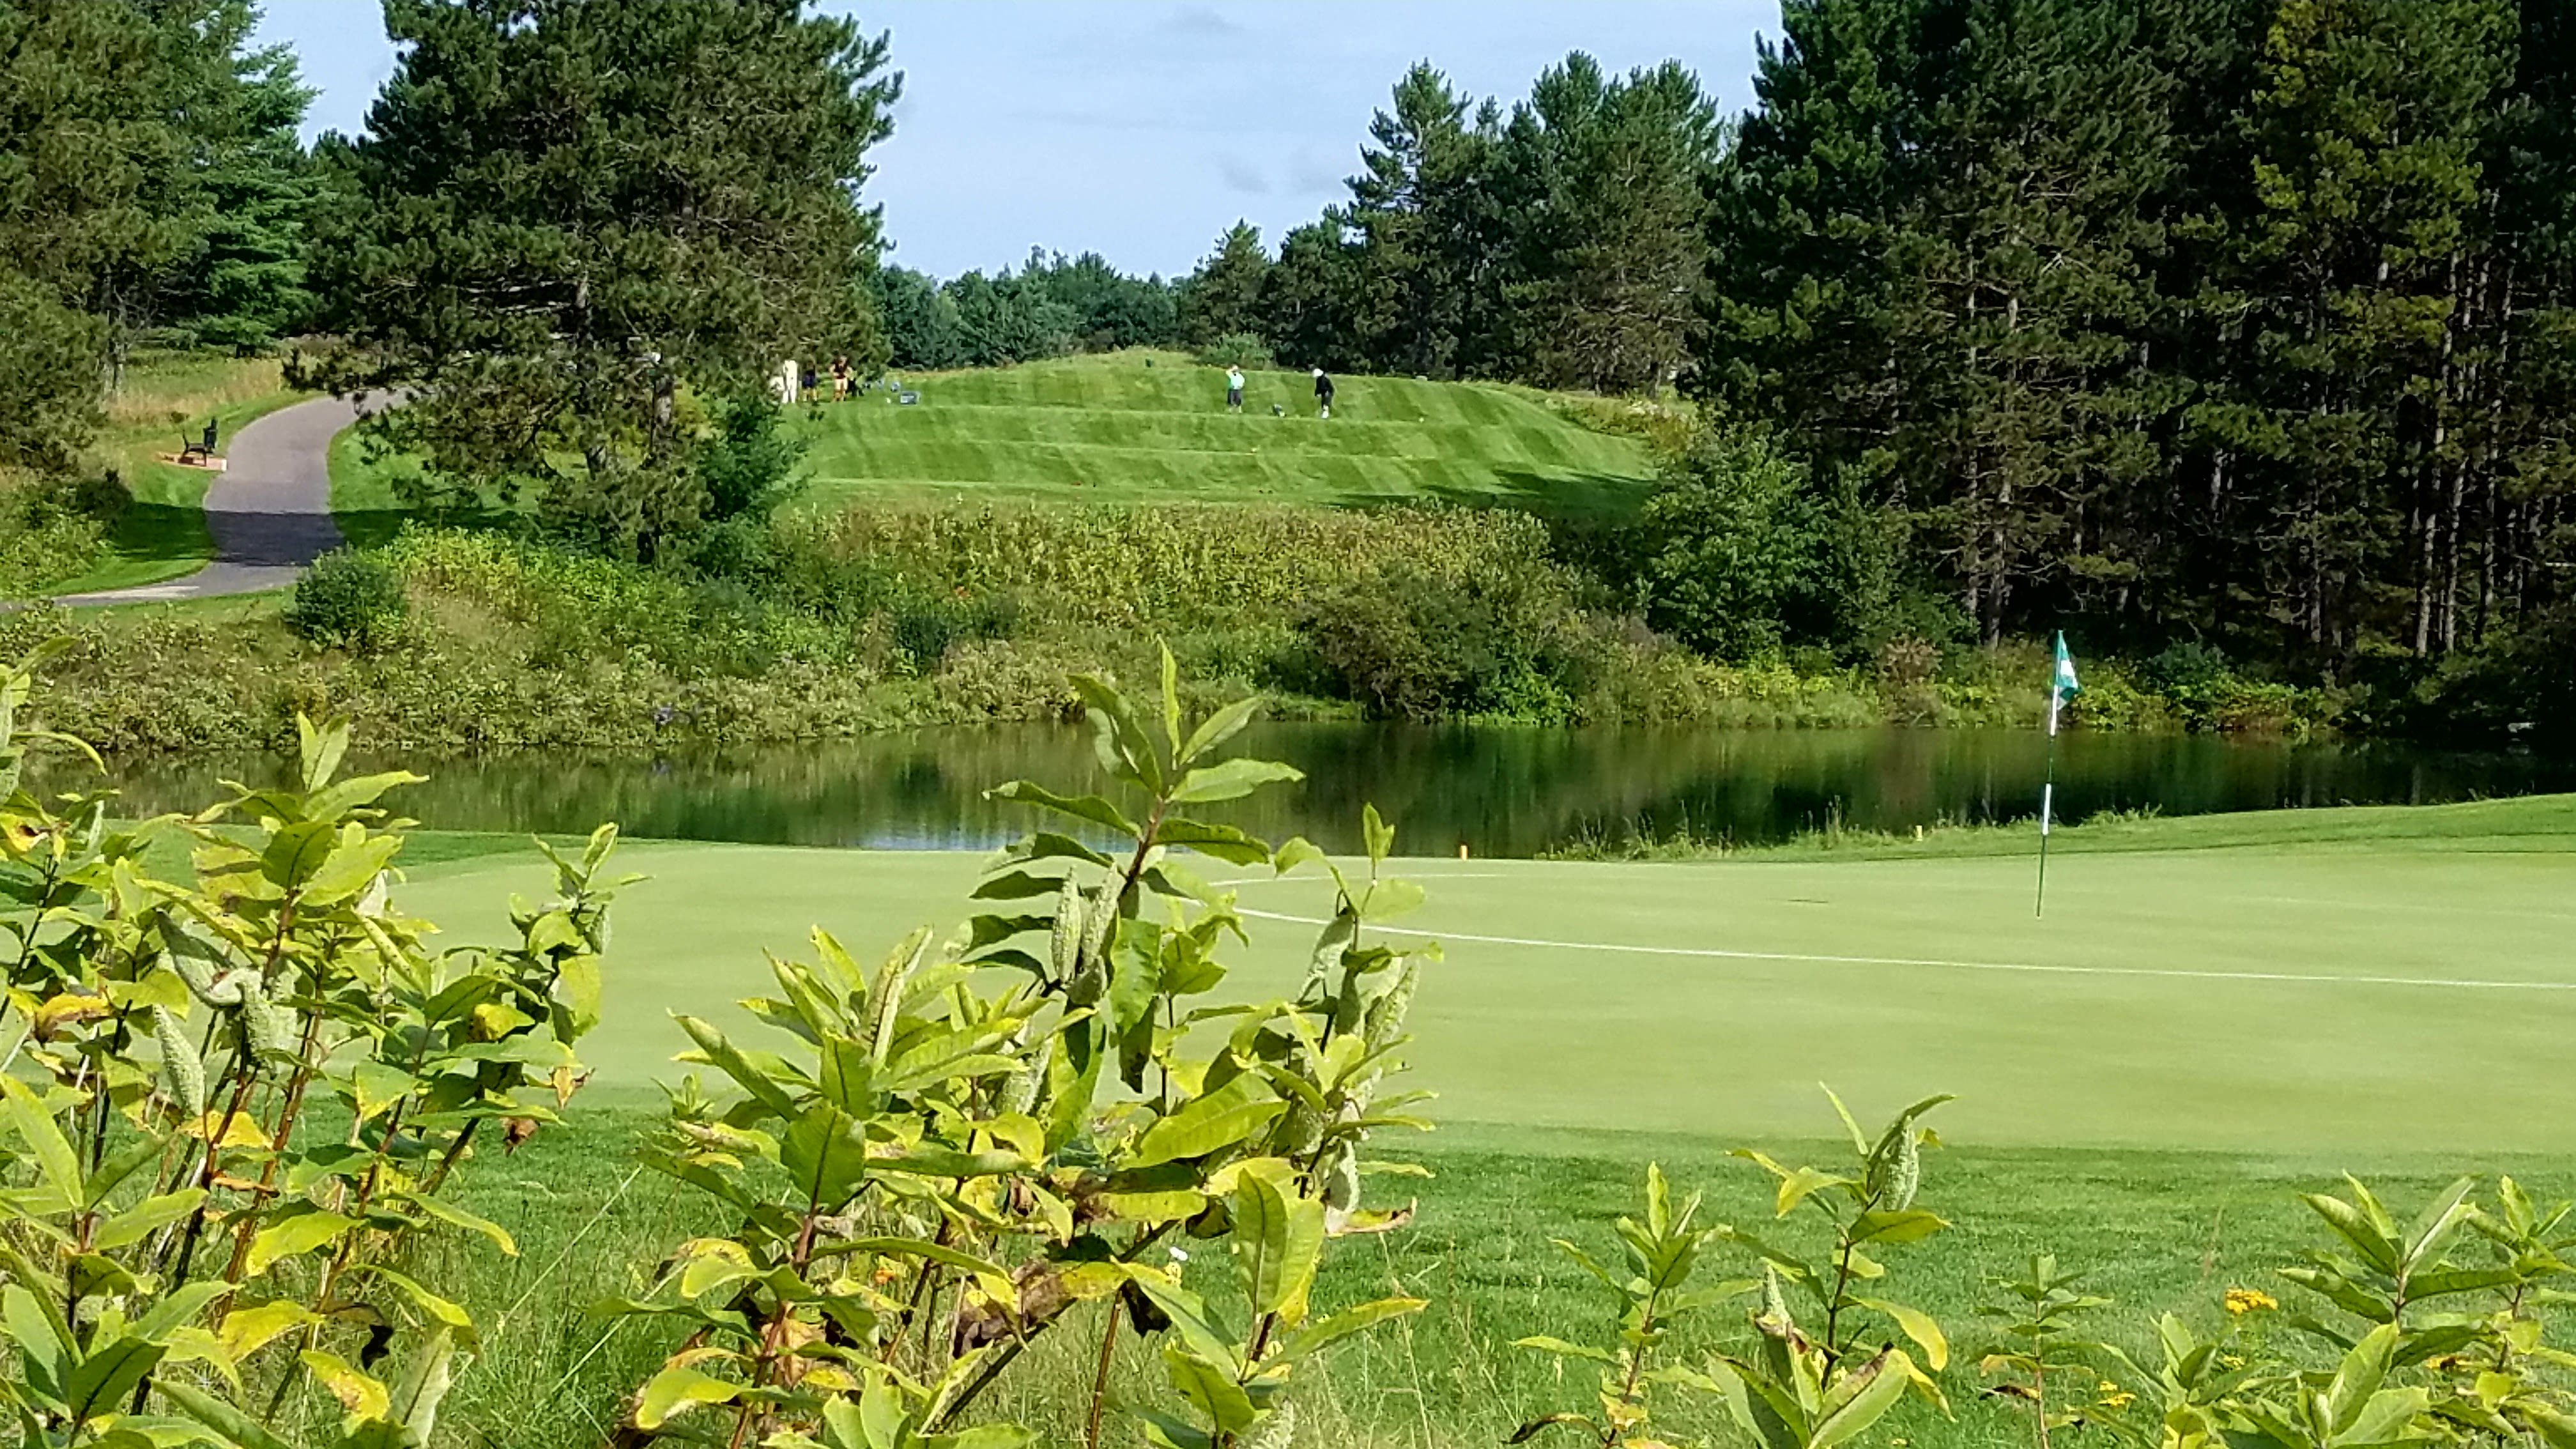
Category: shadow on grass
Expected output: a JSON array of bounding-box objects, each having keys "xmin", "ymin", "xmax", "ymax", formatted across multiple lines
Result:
[
  {"xmin": 335, "ymin": 506, "xmax": 522, "ymax": 551},
  {"xmin": 34, "ymin": 503, "xmax": 215, "ymax": 595}
]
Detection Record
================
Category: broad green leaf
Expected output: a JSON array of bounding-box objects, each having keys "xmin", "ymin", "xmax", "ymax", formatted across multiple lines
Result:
[
  {"xmin": 1071, "ymin": 675, "xmax": 1164, "ymax": 794},
  {"xmin": 395, "ymin": 1190, "xmax": 519, "ymax": 1255},
  {"xmin": 2304, "ymin": 1193, "xmax": 2401, "ymax": 1276},
  {"xmin": 247, "ymin": 1211, "xmax": 358, "ymax": 1277},
  {"xmin": 1162, "ymin": 1346, "xmax": 1257, "ymax": 1435},
  {"xmin": 64, "ymin": 1336, "xmax": 164, "ymax": 1423},
  {"xmin": 634, "ymin": 1365, "xmax": 740, "ymax": 1430},
  {"xmin": 93, "ymin": 1190, "xmax": 204, "ymax": 1252},
  {"xmin": 2327, "ymin": 1322, "xmax": 2400, "ymax": 1434},
  {"xmin": 1179, "ymin": 695, "xmax": 1263, "ymax": 766},
  {"xmin": 1849, "ymin": 1209, "xmax": 1947, "ymax": 1245},
  {"xmin": 781, "ymin": 1105, "xmax": 871, "ymax": 1209},
  {"xmin": 673, "ymin": 1015, "xmax": 801, "ymax": 1119},
  {"xmin": 303, "ymin": 1348, "xmax": 390, "ymax": 1420},
  {"xmin": 984, "ymin": 781, "xmax": 1140, "ymax": 839},
  {"xmin": 260, "ymin": 820, "xmax": 338, "ymax": 891},
  {"xmin": 218, "ymin": 1300, "xmax": 323, "ymax": 1360},
  {"xmin": 0, "ymin": 1077, "xmax": 82, "ymax": 1204},
  {"xmin": 1131, "ymin": 1073, "xmax": 1284, "ymax": 1168},
  {"xmin": 1232, "ymin": 1168, "xmax": 1324, "ymax": 1321},
  {"xmin": 1853, "ymin": 1297, "xmax": 1949, "ymax": 1370},
  {"xmin": 155, "ymin": 1377, "xmax": 302, "ymax": 1449},
  {"xmin": 1129, "ymin": 1274, "xmax": 1240, "ymax": 1373},
  {"xmin": 2400, "ymin": 1177, "xmax": 2478, "ymax": 1274},
  {"xmin": 1813, "ymin": 1349, "xmax": 1912, "ymax": 1449},
  {"xmin": 1776, "ymin": 1167, "xmax": 1854, "ymax": 1218},
  {"xmin": 350, "ymin": 1060, "xmax": 415, "ymax": 1123},
  {"xmin": 356, "ymin": 1266, "xmax": 474, "ymax": 1330},
  {"xmin": 1271, "ymin": 1296, "xmax": 1424, "ymax": 1368},
  {"xmin": 1169, "ymin": 758, "xmax": 1304, "ymax": 806}
]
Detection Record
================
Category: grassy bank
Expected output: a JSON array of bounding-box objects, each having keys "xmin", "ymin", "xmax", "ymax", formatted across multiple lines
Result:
[
  {"xmin": 0, "ymin": 353, "xmax": 305, "ymax": 597},
  {"xmin": 793, "ymin": 349, "xmax": 1660, "ymax": 511},
  {"xmin": 1, "ymin": 512, "xmax": 2335, "ymax": 756}
]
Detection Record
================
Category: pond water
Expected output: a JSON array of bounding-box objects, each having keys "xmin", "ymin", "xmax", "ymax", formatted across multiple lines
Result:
[{"xmin": 68, "ymin": 723, "xmax": 2576, "ymax": 857}]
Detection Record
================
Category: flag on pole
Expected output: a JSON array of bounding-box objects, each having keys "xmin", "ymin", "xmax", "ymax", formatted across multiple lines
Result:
[
  {"xmin": 2048, "ymin": 631, "xmax": 2080, "ymax": 734},
  {"xmin": 2036, "ymin": 632, "xmax": 2077, "ymax": 916}
]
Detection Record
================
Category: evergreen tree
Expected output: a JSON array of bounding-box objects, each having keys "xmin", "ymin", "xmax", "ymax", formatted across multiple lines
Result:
[
  {"xmin": 154, "ymin": 4, "xmax": 316, "ymax": 353},
  {"xmin": 307, "ymin": 0, "xmax": 900, "ymax": 560},
  {"xmin": 1259, "ymin": 218, "xmax": 1372, "ymax": 372},
  {"xmin": 877, "ymin": 265, "xmax": 968, "ymax": 371},
  {"xmin": 1176, "ymin": 221, "xmax": 1270, "ymax": 346},
  {"xmin": 1344, "ymin": 63, "xmax": 1498, "ymax": 377}
]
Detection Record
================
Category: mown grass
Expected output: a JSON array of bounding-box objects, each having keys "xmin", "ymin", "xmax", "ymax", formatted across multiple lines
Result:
[
  {"xmin": 419, "ymin": 1100, "xmax": 2574, "ymax": 1448},
  {"xmin": 788, "ymin": 350, "xmax": 1660, "ymax": 514}
]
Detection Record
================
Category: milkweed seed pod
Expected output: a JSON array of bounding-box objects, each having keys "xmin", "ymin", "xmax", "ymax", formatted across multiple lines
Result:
[
  {"xmin": 866, "ymin": 930, "xmax": 926, "ymax": 1063},
  {"xmin": 1302, "ymin": 907, "xmax": 1354, "ymax": 1004},
  {"xmin": 151, "ymin": 1005, "xmax": 205, "ymax": 1118},
  {"xmin": 1884, "ymin": 1123, "xmax": 1921, "ymax": 1211},
  {"xmin": 1363, "ymin": 957, "xmax": 1418, "ymax": 1054},
  {"xmin": 1760, "ymin": 1262, "xmax": 1793, "ymax": 1331},
  {"xmin": 999, "ymin": 1033, "xmax": 1049, "ymax": 1117},
  {"xmin": 1245, "ymin": 1404, "xmax": 1296, "ymax": 1449},
  {"xmin": 1322, "ymin": 1142, "xmax": 1361, "ymax": 1213},
  {"xmin": 239, "ymin": 974, "xmax": 293, "ymax": 1059},
  {"xmin": 1050, "ymin": 876, "xmax": 1087, "ymax": 984},
  {"xmin": 1865, "ymin": 1110, "xmax": 1922, "ymax": 1211}
]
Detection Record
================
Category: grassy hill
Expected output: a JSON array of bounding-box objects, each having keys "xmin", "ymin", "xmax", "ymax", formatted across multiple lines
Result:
[{"xmin": 795, "ymin": 349, "xmax": 1660, "ymax": 512}]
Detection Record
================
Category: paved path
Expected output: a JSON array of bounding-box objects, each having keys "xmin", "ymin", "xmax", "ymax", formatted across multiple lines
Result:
[{"xmin": 50, "ymin": 393, "xmax": 374, "ymax": 607}]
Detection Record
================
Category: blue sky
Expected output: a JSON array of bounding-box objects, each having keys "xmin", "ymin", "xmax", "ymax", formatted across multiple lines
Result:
[{"xmin": 252, "ymin": 1, "xmax": 1779, "ymax": 280}]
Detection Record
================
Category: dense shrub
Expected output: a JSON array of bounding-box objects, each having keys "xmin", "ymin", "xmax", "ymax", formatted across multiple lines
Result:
[
  {"xmin": 284, "ymin": 546, "xmax": 410, "ymax": 648},
  {"xmin": 1190, "ymin": 329, "xmax": 1275, "ymax": 369},
  {"xmin": 0, "ymin": 468, "xmax": 118, "ymax": 597},
  {"xmin": 694, "ymin": 392, "xmax": 803, "ymax": 520},
  {"xmin": 1298, "ymin": 557, "xmax": 1586, "ymax": 720}
]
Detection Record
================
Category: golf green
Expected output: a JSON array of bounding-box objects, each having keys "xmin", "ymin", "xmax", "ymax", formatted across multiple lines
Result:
[{"xmin": 394, "ymin": 822, "xmax": 2576, "ymax": 1158}]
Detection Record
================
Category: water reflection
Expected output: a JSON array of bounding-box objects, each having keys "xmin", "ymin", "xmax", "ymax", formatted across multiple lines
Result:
[{"xmin": 59, "ymin": 724, "xmax": 2576, "ymax": 857}]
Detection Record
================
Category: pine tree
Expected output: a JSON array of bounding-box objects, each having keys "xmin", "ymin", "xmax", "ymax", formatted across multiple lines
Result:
[
  {"xmin": 308, "ymin": 0, "xmax": 901, "ymax": 560},
  {"xmin": 1896, "ymin": 0, "xmax": 2178, "ymax": 642},
  {"xmin": 153, "ymin": 3, "xmax": 316, "ymax": 353},
  {"xmin": 1344, "ymin": 63, "xmax": 1498, "ymax": 378},
  {"xmin": 1177, "ymin": 222, "xmax": 1271, "ymax": 346}
]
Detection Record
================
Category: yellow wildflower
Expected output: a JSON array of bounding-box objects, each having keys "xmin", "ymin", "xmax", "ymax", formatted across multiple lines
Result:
[{"xmin": 2224, "ymin": 1288, "xmax": 2278, "ymax": 1315}]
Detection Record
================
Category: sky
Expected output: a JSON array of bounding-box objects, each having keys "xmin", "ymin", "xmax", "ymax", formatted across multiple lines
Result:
[{"xmin": 250, "ymin": 1, "xmax": 1780, "ymax": 280}]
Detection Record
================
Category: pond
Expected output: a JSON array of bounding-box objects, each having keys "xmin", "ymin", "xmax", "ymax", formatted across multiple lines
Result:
[{"xmin": 67, "ymin": 723, "xmax": 2576, "ymax": 857}]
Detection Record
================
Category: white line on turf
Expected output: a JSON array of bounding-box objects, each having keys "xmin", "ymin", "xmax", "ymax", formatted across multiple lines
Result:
[{"xmin": 1222, "ymin": 905, "xmax": 2576, "ymax": 994}]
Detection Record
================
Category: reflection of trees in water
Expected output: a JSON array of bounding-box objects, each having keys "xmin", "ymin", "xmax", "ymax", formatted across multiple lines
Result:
[{"xmin": 54, "ymin": 726, "xmax": 2576, "ymax": 857}]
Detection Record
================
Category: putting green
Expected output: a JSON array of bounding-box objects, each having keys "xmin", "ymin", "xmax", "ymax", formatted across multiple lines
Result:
[{"xmin": 395, "ymin": 832, "xmax": 2576, "ymax": 1156}]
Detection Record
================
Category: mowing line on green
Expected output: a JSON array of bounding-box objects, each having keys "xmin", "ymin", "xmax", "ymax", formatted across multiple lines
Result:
[{"xmin": 1223, "ymin": 898, "xmax": 2576, "ymax": 994}]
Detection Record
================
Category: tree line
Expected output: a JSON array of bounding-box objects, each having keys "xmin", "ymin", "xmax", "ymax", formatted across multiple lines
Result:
[
  {"xmin": 11, "ymin": 0, "xmax": 2576, "ymax": 725},
  {"xmin": 0, "ymin": 0, "xmax": 313, "ymax": 470}
]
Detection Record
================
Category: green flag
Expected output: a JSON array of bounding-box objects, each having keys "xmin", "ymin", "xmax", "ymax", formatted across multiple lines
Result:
[{"xmin": 2051, "ymin": 632, "xmax": 2079, "ymax": 705}]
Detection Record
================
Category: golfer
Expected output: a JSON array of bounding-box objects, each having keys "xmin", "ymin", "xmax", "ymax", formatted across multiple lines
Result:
[
  {"xmin": 1225, "ymin": 364, "xmax": 1245, "ymax": 413},
  {"xmin": 1312, "ymin": 366, "xmax": 1334, "ymax": 419}
]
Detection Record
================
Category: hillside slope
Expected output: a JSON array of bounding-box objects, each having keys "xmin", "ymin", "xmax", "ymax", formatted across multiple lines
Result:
[{"xmin": 795, "ymin": 349, "xmax": 1659, "ymax": 511}]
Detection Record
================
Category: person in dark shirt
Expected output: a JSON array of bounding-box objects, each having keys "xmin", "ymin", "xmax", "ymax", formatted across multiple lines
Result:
[{"xmin": 1312, "ymin": 367, "xmax": 1334, "ymax": 419}]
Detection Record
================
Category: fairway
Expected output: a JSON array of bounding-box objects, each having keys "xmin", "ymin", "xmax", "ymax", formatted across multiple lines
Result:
[
  {"xmin": 790, "ymin": 349, "xmax": 1659, "ymax": 509},
  {"xmin": 397, "ymin": 808, "xmax": 2576, "ymax": 1158}
]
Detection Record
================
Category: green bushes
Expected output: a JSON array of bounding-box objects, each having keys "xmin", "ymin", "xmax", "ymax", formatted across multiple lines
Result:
[
  {"xmin": 1298, "ymin": 557, "xmax": 1586, "ymax": 720},
  {"xmin": 1191, "ymin": 329, "xmax": 1275, "ymax": 369},
  {"xmin": 0, "ymin": 468, "xmax": 116, "ymax": 597},
  {"xmin": 284, "ymin": 546, "xmax": 408, "ymax": 648}
]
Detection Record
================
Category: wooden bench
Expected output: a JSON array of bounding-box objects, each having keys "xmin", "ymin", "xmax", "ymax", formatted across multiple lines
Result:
[{"xmin": 176, "ymin": 419, "xmax": 218, "ymax": 466}]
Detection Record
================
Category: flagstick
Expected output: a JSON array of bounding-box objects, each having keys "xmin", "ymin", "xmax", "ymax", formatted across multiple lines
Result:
[{"xmin": 2035, "ymin": 686, "xmax": 2060, "ymax": 918}]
